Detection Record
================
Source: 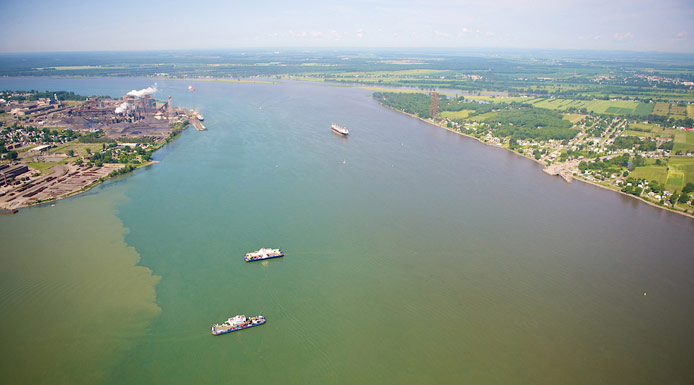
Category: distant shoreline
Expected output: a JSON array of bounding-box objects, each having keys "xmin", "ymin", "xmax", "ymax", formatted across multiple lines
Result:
[
  {"xmin": 378, "ymin": 103, "xmax": 694, "ymax": 220},
  {"xmin": 166, "ymin": 77, "xmax": 277, "ymax": 85}
]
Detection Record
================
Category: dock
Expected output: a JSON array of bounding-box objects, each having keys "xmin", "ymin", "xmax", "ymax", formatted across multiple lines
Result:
[{"xmin": 191, "ymin": 118, "xmax": 207, "ymax": 131}]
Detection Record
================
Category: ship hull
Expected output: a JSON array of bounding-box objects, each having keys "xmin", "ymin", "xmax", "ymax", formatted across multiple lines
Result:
[
  {"xmin": 331, "ymin": 127, "xmax": 348, "ymax": 136},
  {"xmin": 211, "ymin": 320, "xmax": 266, "ymax": 335},
  {"xmin": 245, "ymin": 253, "xmax": 284, "ymax": 262}
]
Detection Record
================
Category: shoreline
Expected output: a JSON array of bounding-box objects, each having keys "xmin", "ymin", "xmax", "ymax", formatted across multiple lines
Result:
[
  {"xmin": 3, "ymin": 123, "xmax": 189, "ymax": 211},
  {"xmin": 380, "ymin": 103, "xmax": 694, "ymax": 220}
]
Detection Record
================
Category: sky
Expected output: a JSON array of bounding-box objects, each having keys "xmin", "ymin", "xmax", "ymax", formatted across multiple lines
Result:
[{"xmin": 0, "ymin": 0, "xmax": 692, "ymax": 53}]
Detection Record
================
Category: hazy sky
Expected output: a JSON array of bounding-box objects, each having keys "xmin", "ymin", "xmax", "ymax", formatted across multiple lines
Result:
[{"xmin": 0, "ymin": 0, "xmax": 692, "ymax": 53}]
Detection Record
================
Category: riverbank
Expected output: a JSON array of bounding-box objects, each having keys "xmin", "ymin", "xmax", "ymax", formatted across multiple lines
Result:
[
  {"xmin": 167, "ymin": 77, "xmax": 277, "ymax": 85},
  {"xmin": 380, "ymin": 103, "xmax": 694, "ymax": 220},
  {"xmin": 1, "ymin": 123, "xmax": 187, "ymax": 211}
]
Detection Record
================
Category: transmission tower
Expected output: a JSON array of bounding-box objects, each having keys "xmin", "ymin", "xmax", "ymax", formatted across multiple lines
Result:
[{"xmin": 430, "ymin": 91, "xmax": 439, "ymax": 118}]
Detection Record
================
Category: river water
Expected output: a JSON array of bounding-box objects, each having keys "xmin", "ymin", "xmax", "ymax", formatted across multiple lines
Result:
[{"xmin": 1, "ymin": 78, "xmax": 693, "ymax": 385}]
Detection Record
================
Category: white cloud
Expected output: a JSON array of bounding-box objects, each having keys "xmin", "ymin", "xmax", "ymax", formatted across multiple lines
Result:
[
  {"xmin": 434, "ymin": 30, "xmax": 449, "ymax": 38},
  {"xmin": 356, "ymin": 28, "xmax": 364, "ymax": 38},
  {"xmin": 675, "ymin": 31, "xmax": 687, "ymax": 39},
  {"xmin": 613, "ymin": 32, "xmax": 633, "ymax": 41}
]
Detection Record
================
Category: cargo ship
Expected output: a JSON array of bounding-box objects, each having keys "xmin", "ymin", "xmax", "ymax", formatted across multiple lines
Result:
[
  {"xmin": 331, "ymin": 123, "xmax": 349, "ymax": 136},
  {"xmin": 211, "ymin": 315, "xmax": 265, "ymax": 335},
  {"xmin": 244, "ymin": 248, "xmax": 284, "ymax": 262}
]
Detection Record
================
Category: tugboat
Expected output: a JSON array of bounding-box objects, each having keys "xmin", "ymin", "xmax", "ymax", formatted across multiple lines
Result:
[
  {"xmin": 244, "ymin": 248, "xmax": 284, "ymax": 262},
  {"xmin": 331, "ymin": 123, "xmax": 349, "ymax": 136},
  {"xmin": 211, "ymin": 315, "xmax": 266, "ymax": 335}
]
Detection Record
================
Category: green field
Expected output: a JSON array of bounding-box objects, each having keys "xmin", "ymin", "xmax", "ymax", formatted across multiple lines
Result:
[
  {"xmin": 670, "ymin": 105, "xmax": 687, "ymax": 120},
  {"xmin": 673, "ymin": 130, "xmax": 694, "ymax": 153},
  {"xmin": 652, "ymin": 102, "xmax": 670, "ymax": 116},
  {"xmin": 358, "ymin": 86, "xmax": 437, "ymax": 94},
  {"xmin": 440, "ymin": 110, "xmax": 474, "ymax": 120},
  {"xmin": 563, "ymin": 113, "xmax": 585, "ymax": 123},
  {"xmin": 667, "ymin": 157, "xmax": 694, "ymax": 192},
  {"xmin": 467, "ymin": 111, "xmax": 498, "ymax": 122},
  {"xmin": 629, "ymin": 122, "xmax": 676, "ymax": 137},
  {"xmin": 48, "ymin": 143, "xmax": 98, "ymax": 156},
  {"xmin": 623, "ymin": 130, "xmax": 659, "ymax": 138},
  {"xmin": 687, "ymin": 104, "xmax": 694, "ymax": 118},
  {"xmin": 630, "ymin": 165, "xmax": 668, "ymax": 184},
  {"xmin": 633, "ymin": 103, "xmax": 655, "ymax": 117},
  {"xmin": 523, "ymin": 98, "xmax": 640, "ymax": 115},
  {"xmin": 465, "ymin": 95, "xmax": 532, "ymax": 103},
  {"xmin": 605, "ymin": 106, "xmax": 633, "ymax": 115},
  {"xmin": 26, "ymin": 161, "xmax": 60, "ymax": 174}
]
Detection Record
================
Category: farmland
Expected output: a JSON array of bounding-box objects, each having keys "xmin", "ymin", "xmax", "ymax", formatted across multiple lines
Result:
[
  {"xmin": 652, "ymin": 102, "xmax": 671, "ymax": 116},
  {"xmin": 673, "ymin": 130, "xmax": 694, "ymax": 154},
  {"xmin": 440, "ymin": 110, "xmax": 474, "ymax": 120},
  {"xmin": 667, "ymin": 157, "xmax": 694, "ymax": 190},
  {"xmin": 670, "ymin": 104, "xmax": 687, "ymax": 120},
  {"xmin": 630, "ymin": 165, "xmax": 668, "ymax": 184}
]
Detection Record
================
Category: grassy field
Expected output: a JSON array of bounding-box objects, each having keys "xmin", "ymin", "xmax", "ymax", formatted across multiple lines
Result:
[
  {"xmin": 563, "ymin": 113, "xmax": 585, "ymax": 123},
  {"xmin": 440, "ymin": 110, "xmax": 475, "ymax": 120},
  {"xmin": 359, "ymin": 86, "xmax": 434, "ymax": 94},
  {"xmin": 467, "ymin": 111, "xmax": 498, "ymax": 122},
  {"xmin": 629, "ymin": 122, "xmax": 676, "ymax": 137},
  {"xmin": 48, "ymin": 143, "xmax": 97, "ymax": 156},
  {"xmin": 26, "ymin": 161, "xmax": 59, "ymax": 174},
  {"xmin": 623, "ymin": 130, "xmax": 659, "ymax": 138},
  {"xmin": 513, "ymin": 98, "xmax": 642, "ymax": 115},
  {"xmin": 652, "ymin": 102, "xmax": 670, "ymax": 116},
  {"xmin": 670, "ymin": 104, "xmax": 687, "ymax": 120},
  {"xmin": 633, "ymin": 102, "xmax": 655, "ymax": 117},
  {"xmin": 465, "ymin": 95, "xmax": 532, "ymax": 103},
  {"xmin": 673, "ymin": 130, "xmax": 694, "ymax": 153},
  {"xmin": 630, "ymin": 165, "xmax": 667, "ymax": 184},
  {"xmin": 667, "ymin": 157, "xmax": 694, "ymax": 192},
  {"xmin": 687, "ymin": 104, "xmax": 694, "ymax": 118}
]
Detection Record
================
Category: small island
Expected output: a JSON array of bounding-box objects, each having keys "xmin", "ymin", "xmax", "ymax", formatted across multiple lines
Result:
[{"xmin": 0, "ymin": 88, "xmax": 201, "ymax": 210}]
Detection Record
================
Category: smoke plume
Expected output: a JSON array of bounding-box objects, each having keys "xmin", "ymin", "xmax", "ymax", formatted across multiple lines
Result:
[
  {"xmin": 126, "ymin": 84, "xmax": 157, "ymax": 98},
  {"xmin": 114, "ymin": 102, "xmax": 130, "ymax": 114}
]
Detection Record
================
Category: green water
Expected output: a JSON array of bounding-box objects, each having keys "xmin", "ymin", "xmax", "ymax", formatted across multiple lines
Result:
[
  {"xmin": 1, "ymin": 78, "xmax": 693, "ymax": 384},
  {"xmin": 0, "ymin": 186, "xmax": 160, "ymax": 384}
]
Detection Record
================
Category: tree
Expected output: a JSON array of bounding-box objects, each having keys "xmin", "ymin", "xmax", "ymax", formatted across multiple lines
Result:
[
  {"xmin": 7, "ymin": 150, "xmax": 18, "ymax": 160},
  {"xmin": 67, "ymin": 149, "xmax": 74, "ymax": 157},
  {"xmin": 678, "ymin": 193, "xmax": 688, "ymax": 204},
  {"xmin": 669, "ymin": 193, "xmax": 679, "ymax": 205}
]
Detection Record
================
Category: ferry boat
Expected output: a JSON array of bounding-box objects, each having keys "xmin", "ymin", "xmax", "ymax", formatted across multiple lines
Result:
[
  {"xmin": 196, "ymin": 112, "xmax": 204, "ymax": 121},
  {"xmin": 244, "ymin": 248, "xmax": 284, "ymax": 262},
  {"xmin": 331, "ymin": 123, "xmax": 349, "ymax": 136},
  {"xmin": 211, "ymin": 315, "xmax": 265, "ymax": 335}
]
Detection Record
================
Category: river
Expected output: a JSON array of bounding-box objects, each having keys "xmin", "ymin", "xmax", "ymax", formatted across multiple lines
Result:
[{"xmin": 1, "ymin": 77, "xmax": 693, "ymax": 385}]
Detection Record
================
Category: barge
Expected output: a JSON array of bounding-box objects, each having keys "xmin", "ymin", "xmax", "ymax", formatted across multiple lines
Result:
[
  {"xmin": 211, "ymin": 315, "xmax": 265, "ymax": 335},
  {"xmin": 244, "ymin": 248, "xmax": 284, "ymax": 262}
]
